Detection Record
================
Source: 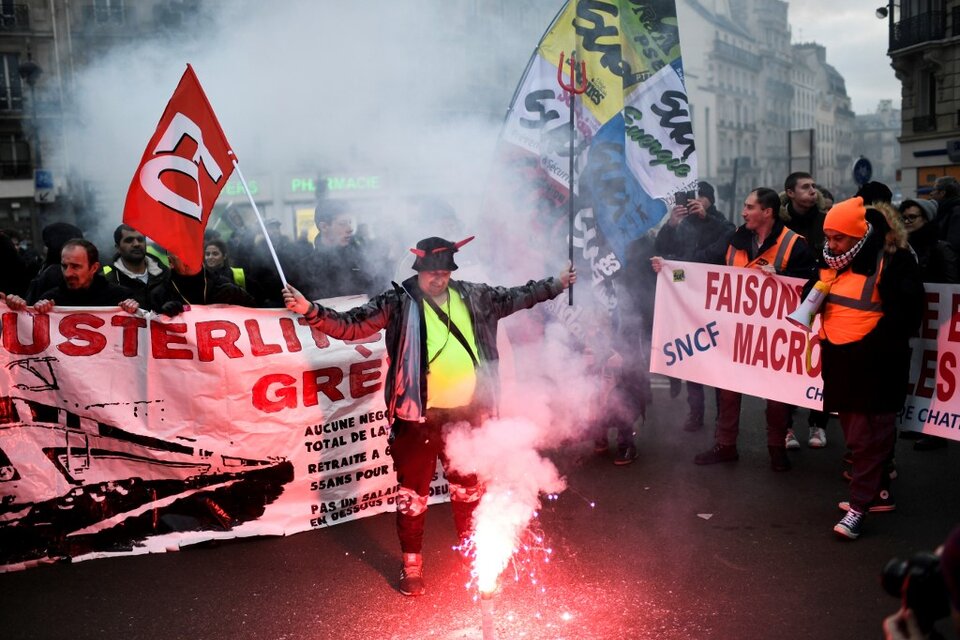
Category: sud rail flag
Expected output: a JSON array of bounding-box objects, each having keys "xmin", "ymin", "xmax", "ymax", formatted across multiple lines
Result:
[
  {"xmin": 486, "ymin": 0, "xmax": 696, "ymax": 316},
  {"xmin": 123, "ymin": 64, "xmax": 234, "ymax": 273}
]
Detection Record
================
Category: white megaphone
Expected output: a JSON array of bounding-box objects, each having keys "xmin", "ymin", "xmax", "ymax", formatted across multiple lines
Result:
[{"xmin": 786, "ymin": 280, "xmax": 831, "ymax": 331}]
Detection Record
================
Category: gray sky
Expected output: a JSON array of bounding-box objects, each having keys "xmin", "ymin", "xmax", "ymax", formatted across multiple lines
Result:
[{"xmin": 788, "ymin": 1, "xmax": 899, "ymax": 114}]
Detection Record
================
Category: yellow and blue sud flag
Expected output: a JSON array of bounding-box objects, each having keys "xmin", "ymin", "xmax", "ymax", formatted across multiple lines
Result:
[{"xmin": 488, "ymin": 0, "xmax": 696, "ymax": 311}]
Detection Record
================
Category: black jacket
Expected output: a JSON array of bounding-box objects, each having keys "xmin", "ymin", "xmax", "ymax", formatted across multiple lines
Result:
[
  {"xmin": 303, "ymin": 275, "xmax": 563, "ymax": 423},
  {"xmin": 908, "ymin": 221, "xmax": 960, "ymax": 284},
  {"xmin": 39, "ymin": 274, "xmax": 135, "ymax": 307},
  {"xmin": 779, "ymin": 192, "xmax": 829, "ymax": 253},
  {"xmin": 654, "ymin": 205, "xmax": 734, "ymax": 265},
  {"xmin": 26, "ymin": 264, "xmax": 65, "ymax": 304},
  {"xmin": 149, "ymin": 268, "xmax": 255, "ymax": 313},
  {"xmin": 805, "ymin": 206, "xmax": 925, "ymax": 413},
  {"xmin": 936, "ymin": 195, "xmax": 960, "ymax": 255},
  {"xmin": 103, "ymin": 256, "xmax": 170, "ymax": 309},
  {"xmin": 294, "ymin": 241, "xmax": 379, "ymax": 301}
]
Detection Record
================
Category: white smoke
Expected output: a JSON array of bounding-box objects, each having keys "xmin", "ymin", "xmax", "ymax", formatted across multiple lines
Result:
[
  {"xmin": 57, "ymin": 0, "xmax": 565, "ymax": 248},
  {"xmin": 58, "ymin": 0, "xmax": 627, "ymax": 581}
]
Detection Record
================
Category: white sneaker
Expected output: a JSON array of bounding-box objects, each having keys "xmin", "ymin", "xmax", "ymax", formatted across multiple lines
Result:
[
  {"xmin": 785, "ymin": 429, "xmax": 800, "ymax": 450},
  {"xmin": 808, "ymin": 427, "xmax": 827, "ymax": 448}
]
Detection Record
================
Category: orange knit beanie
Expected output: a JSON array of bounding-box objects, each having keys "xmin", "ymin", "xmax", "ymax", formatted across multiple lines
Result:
[{"xmin": 823, "ymin": 197, "xmax": 867, "ymax": 238}]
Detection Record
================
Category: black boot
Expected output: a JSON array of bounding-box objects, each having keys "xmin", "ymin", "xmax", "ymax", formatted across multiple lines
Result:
[
  {"xmin": 669, "ymin": 377, "xmax": 682, "ymax": 398},
  {"xmin": 694, "ymin": 444, "xmax": 738, "ymax": 465},
  {"xmin": 769, "ymin": 445, "xmax": 792, "ymax": 472},
  {"xmin": 683, "ymin": 412, "xmax": 704, "ymax": 432}
]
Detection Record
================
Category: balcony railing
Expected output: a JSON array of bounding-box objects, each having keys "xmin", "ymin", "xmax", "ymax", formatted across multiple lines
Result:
[
  {"xmin": 913, "ymin": 114, "xmax": 937, "ymax": 133},
  {"xmin": 81, "ymin": 3, "xmax": 126, "ymax": 26},
  {"xmin": 713, "ymin": 39, "xmax": 762, "ymax": 72},
  {"xmin": 0, "ymin": 4, "xmax": 29, "ymax": 30},
  {"xmin": 890, "ymin": 12, "xmax": 946, "ymax": 51}
]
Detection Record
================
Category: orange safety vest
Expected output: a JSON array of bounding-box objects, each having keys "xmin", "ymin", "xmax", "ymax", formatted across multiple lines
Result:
[
  {"xmin": 725, "ymin": 226, "xmax": 800, "ymax": 272},
  {"xmin": 818, "ymin": 252, "xmax": 884, "ymax": 345}
]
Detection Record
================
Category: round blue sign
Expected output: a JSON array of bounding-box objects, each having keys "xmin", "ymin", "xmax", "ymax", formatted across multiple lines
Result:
[{"xmin": 852, "ymin": 157, "xmax": 873, "ymax": 186}]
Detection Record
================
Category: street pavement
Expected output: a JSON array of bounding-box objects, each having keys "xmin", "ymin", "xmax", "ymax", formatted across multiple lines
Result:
[{"xmin": 2, "ymin": 381, "xmax": 959, "ymax": 640}]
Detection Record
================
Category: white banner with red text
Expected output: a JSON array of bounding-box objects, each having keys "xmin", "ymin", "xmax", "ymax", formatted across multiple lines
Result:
[
  {"xmin": 0, "ymin": 301, "xmax": 449, "ymax": 571},
  {"xmin": 649, "ymin": 261, "xmax": 960, "ymax": 443}
]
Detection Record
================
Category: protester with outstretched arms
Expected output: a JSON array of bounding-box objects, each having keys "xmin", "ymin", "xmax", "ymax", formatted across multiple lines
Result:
[{"xmin": 283, "ymin": 234, "xmax": 575, "ymax": 598}]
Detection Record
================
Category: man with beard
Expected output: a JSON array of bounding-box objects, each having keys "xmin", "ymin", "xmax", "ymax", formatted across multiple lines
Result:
[
  {"xmin": 25, "ymin": 222, "xmax": 84, "ymax": 303},
  {"xmin": 5, "ymin": 239, "xmax": 139, "ymax": 313},
  {"xmin": 802, "ymin": 197, "xmax": 923, "ymax": 540},
  {"xmin": 102, "ymin": 224, "xmax": 169, "ymax": 309},
  {"xmin": 283, "ymin": 235, "xmax": 575, "ymax": 597}
]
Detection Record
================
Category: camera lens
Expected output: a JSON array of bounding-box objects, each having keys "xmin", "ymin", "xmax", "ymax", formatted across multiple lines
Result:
[
  {"xmin": 881, "ymin": 552, "xmax": 951, "ymax": 633},
  {"xmin": 881, "ymin": 557, "xmax": 909, "ymax": 598}
]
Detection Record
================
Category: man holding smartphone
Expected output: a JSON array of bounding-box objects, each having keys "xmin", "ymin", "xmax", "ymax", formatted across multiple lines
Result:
[{"xmin": 651, "ymin": 181, "xmax": 735, "ymax": 432}]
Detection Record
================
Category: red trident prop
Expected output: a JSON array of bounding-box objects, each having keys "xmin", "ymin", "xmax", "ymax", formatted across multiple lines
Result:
[{"xmin": 558, "ymin": 51, "xmax": 587, "ymax": 306}]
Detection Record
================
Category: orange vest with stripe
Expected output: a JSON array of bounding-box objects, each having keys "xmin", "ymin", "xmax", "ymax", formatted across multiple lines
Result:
[
  {"xmin": 725, "ymin": 226, "xmax": 800, "ymax": 272},
  {"xmin": 818, "ymin": 252, "xmax": 884, "ymax": 345}
]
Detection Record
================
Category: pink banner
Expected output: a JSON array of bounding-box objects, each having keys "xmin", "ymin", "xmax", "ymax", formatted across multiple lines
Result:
[
  {"xmin": 0, "ymin": 301, "xmax": 447, "ymax": 571},
  {"xmin": 650, "ymin": 261, "xmax": 960, "ymax": 442}
]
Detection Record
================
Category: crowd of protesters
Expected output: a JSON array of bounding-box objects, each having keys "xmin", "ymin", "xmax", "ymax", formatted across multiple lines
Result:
[
  {"xmin": 644, "ymin": 173, "xmax": 959, "ymax": 542},
  {"xmin": 0, "ymin": 199, "xmax": 398, "ymax": 314},
  {"xmin": 0, "ymin": 177, "xmax": 956, "ymax": 543}
]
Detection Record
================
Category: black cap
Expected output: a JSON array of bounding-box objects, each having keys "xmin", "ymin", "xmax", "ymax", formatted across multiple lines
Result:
[
  {"xmin": 698, "ymin": 181, "xmax": 716, "ymax": 205},
  {"xmin": 41, "ymin": 222, "xmax": 83, "ymax": 250},
  {"xmin": 855, "ymin": 181, "xmax": 893, "ymax": 205},
  {"xmin": 410, "ymin": 236, "xmax": 474, "ymax": 272}
]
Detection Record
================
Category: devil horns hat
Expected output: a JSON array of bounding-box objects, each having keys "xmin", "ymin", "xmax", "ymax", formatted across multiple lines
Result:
[{"xmin": 410, "ymin": 236, "xmax": 475, "ymax": 272}]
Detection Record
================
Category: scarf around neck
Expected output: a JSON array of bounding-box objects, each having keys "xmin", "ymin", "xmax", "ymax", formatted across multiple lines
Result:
[{"xmin": 823, "ymin": 222, "xmax": 872, "ymax": 271}]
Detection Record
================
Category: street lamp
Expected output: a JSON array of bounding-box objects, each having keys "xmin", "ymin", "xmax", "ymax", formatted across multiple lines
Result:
[
  {"xmin": 18, "ymin": 54, "xmax": 42, "ymax": 169},
  {"xmin": 875, "ymin": 3, "xmax": 899, "ymax": 25}
]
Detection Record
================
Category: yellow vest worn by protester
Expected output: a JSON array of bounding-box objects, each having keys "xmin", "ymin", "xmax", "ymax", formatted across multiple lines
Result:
[
  {"xmin": 726, "ymin": 226, "xmax": 800, "ymax": 271},
  {"xmin": 230, "ymin": 267, "xmax": 246, "ymax": 289},
  {"xmin": 818, "ymin": 253, "xmax": 884, "ymax": 345},
  {"xmin": 423, "ymin": 289, "xmax": 479, "ymax": 409}
]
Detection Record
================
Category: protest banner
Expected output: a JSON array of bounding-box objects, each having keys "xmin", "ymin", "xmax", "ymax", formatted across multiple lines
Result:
[
  {"xmin": 0, "ymin": 302, "xmax": 448, "ymax": 571},
  {"xmin": 650, "ymin": 260, "xmax": 960, "ymax": 442}
]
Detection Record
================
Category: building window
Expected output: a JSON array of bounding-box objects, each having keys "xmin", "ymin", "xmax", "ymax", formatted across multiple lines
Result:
[
  {"xmin": 0, "ymin": 53, "xmax": 22, "ymax": 111},
  {"xmin": 0, "ymin": 126, "xmax": 32, "ymax": 178},
  {"xmin": 914, "ymin": 70, "xmax": 938, "ymax": 132},
  {"xmin": 93, "ymin": 0, "xmax": 125, "ymax": 24}
]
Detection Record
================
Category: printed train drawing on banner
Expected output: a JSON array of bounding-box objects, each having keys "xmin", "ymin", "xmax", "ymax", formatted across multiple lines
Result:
[{"xmin": 0, "ymin": 394, "xmax": 293, "ymax": 568}]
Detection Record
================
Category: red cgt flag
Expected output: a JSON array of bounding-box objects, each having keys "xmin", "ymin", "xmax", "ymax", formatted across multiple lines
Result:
[{"xmin": 123, "ymin": 64, "xmax": 235, "ymax": 273}]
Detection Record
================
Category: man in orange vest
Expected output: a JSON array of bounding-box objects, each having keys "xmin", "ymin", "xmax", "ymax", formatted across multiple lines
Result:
[
  {"xmin": 806, "ymin": 197, "xmax": 924, "ymax": 540},
  {"xmin": 694, "ymin": 187, "xmax": 815, "ymax": 470}
]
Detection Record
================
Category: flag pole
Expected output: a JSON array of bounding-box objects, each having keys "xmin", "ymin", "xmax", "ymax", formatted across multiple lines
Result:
[
  {"xmin": 558, "ymin": 48, "xmax": 587, "ymax": 306},
  {"xmin": 230, "ymin": 157, "xmax": 288, "ymax": 288}
]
